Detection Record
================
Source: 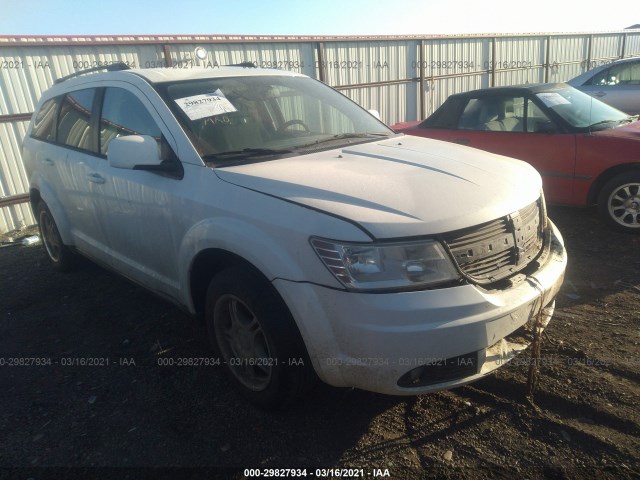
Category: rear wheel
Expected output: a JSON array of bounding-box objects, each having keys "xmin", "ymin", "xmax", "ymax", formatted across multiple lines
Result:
[
  {"xmin": 205, "ymin": 265, "xmax": 313, "ymax": 409},
  {"xmin": 36, "ymin": 201, "xmax": 76, "ymax": 271},
  {"xmin": 597, "ymin": 172, "xmax": 640, "ymax": 233}
]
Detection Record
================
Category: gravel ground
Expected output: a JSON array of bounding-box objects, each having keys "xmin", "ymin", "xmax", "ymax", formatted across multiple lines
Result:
[{"xmin": 0, "ymin": 205, "xmax": 638, "ymax": 480}]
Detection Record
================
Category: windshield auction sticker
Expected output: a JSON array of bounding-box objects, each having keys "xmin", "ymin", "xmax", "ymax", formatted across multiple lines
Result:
[
  {"xmin": 536, "ymin": 92, "xmax": 571, "ymax": 108},
  {"xmin": 175, "ymin": 89, "xmax": 237, "ymax": 120}
]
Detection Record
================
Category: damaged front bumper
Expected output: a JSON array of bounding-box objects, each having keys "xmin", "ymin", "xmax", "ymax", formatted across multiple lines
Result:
[{"xmin": 274, "ymin": 221, "xmax": 567, "ymax": 395}]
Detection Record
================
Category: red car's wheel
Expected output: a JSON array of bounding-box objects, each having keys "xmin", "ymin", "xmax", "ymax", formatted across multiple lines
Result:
[{"xmin": 597, "ymin": 172, "xmax": 640, "ymax": 233}]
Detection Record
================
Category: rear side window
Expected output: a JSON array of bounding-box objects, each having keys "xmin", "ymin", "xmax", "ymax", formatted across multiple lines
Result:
[
  {"xmin": 57, "ymin": 89, "xmax": 96, "ymax": 151},
  {"xmin": 99, "ymin": 88, "xmax": 161, "ymax": 155},
  {"xmin": 423, "ymin": 97, "xmax": 466, "ymax": 129},
  {"xmin": 31, "ymin": 98, "xmax": 59, "ymax": 141},
  {"xmin": 589, "ymin": 62, "xmax": 640, "ymax": 86}
]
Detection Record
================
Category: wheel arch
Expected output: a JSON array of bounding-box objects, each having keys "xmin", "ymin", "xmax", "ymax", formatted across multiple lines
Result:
[
  {"xmin": 188, "ymin": 248, "xmax": 268, "ymax": 317},
  {"xmin": 588, "ymin": 163, "xmax": 640, "ymax": 205},
  {"xmin": 29, "ymin": 187, "xmax": 41, "ymax": 213},
  {"xmin": 29, "ymin": 185, "xmax": 73, "ymax": 245},
  {"xmin": 178, "ymin": 216, "xmax": 343, "ymax": 315}
]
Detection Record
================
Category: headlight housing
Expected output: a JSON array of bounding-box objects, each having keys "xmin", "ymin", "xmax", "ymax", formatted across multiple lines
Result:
[{"xmin": 310, "ymin": 237, "xmax": 460, "ymax": 291}]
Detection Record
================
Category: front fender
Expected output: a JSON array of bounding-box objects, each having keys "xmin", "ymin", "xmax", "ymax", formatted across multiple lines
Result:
[{"xmin": 177, "ymin": 215, "xmax": 344, "ymax": 312}]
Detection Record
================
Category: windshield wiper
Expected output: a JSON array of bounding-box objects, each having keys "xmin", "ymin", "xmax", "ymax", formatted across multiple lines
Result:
[
  {"xmin": 588, "ymin": 119, "xmax": 619, "ymax": 129},
  {"xmin": 202, "ymin": 147, "xmax": 293, "ymax": 161},
  {"xmin": 620, "ymin": 115, "xmax": 640, "ymax": 124},
  {"xmin": 590, "ymin": 115, "xmax": 640, "ymax": 130},
  {"xmin": 299, "ymin": 132, "xmax": 392, "ymax": 149}
]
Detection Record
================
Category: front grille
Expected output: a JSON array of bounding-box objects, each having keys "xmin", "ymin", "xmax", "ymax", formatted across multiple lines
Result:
[{"xmin": 444, "ymin": 199, "xmax": 544, "ymax": 284}]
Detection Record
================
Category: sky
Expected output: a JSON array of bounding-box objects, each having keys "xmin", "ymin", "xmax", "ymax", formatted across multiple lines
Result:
[{"xmin": 0, "ymin": 0, "xmax": 639, "ymax": 36}]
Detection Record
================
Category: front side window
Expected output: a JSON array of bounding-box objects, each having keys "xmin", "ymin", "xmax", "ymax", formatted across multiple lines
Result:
[
  {"xmin": 57, "ymin": 89, "xmax": 96, "ymax": 151},
  {"xmin": 458, "ymin": 96, "xmax": 525, "ymax": 132},
  {"xmin": 526, "ymin": 99, "xmax": 558, "ymax": 133},
  {"xmin": 99, "ymin": 88, "xmax": 162, "ymax": 155},
  {"xmin": 155, "ymin": 75, "xmax": 392, "ymax": 165},
  {"xmin": 31, "ymin": 97, "xmax": 59, "ymax": 141}
]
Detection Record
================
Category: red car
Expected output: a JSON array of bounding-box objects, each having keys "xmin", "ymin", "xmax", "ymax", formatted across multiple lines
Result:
[{"xmin": 394, "ymin": 83, "xmax": 640, "ymax": 232}]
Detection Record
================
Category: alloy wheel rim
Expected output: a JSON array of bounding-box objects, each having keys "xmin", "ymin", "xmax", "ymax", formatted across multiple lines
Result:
[
  {"xmin": 608, "ymin": 183, "xmax": 640, "ymax": 228},
  {"xmin": 40, "ymin": 211, "xmax": 61, "ymax": 261},
  {"xmin": 213, "ymin": 294, "xmax": 272, "ymax": 391}
]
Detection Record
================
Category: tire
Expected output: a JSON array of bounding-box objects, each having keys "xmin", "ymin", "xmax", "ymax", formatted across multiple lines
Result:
[
  {"xmin": 597, "ymin": 172, "xmax": 640, "ymax": 233},
  {"xmin": 36, "ymin": 201, "xmax": 77, "ymax": 271},
  {"xmin": 205, "ymin": 265, "xmax": 314, "ymax": 409}
]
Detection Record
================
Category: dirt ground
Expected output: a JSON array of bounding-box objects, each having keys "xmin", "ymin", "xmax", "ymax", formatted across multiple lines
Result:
[{"xmin": 0, "ymin": 205, "xmax": 638, "ymax": 480}]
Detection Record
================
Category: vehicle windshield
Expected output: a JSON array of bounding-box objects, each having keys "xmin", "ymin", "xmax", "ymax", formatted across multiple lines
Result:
[
  {"xmin": 155, "ymin": 74, "xmax": 393, "ymax": 164},
  {"xmin": 535, "ymin": 86, "xmax": 628, "ymax": 130}
]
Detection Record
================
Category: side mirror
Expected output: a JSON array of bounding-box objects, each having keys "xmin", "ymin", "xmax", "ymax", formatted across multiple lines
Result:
[
  {"xmin": 368, "ymin": 109, "xmax": 381, "ymax": 121},
  {"xmin": 108, "ymin": 135, "xmax": 162, "ymax": 170}
]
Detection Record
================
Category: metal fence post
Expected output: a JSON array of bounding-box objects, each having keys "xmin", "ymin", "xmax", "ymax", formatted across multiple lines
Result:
[
  {"xmin": 316, "ymin": 42, "xmax": 326, "ymax": 83},
  {"xmin": 544, "ymin": 35, "xmax": 551, "ymax": 83},
  {"xmin": 162, "ymin": 45, "xmax": 173, "ymax": 67},
  {"xmin": 419, "ymin": 39, "xmax": 425, "ymax": 120},
  {"xmin": 491, "ymin": 37, "xmax": 496, "ymax": 87}
]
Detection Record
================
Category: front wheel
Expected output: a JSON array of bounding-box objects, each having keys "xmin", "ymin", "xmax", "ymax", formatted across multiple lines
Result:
[
  {"xmin": 205, "ymin": 266, "xmax": 314, "ymax": 409},
  {"xmin": 597, "ymin": 172, "xmax": 640, "ymax": 233}
]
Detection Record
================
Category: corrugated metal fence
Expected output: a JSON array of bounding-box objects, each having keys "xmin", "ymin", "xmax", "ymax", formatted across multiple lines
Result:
[{"xmin": 1, "ymin": 32, "xmax": 639, "ymax": 233}]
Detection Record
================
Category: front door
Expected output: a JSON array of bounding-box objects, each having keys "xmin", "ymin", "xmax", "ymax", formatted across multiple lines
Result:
[{"xmin": 92, "ymin": 86, "xmax": 183, "ymax": 297}]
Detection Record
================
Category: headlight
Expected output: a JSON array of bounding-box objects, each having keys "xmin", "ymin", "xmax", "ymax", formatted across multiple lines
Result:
[{"xmin": 310, "ymin": 237, "xmax": 460, "ymax": 291}]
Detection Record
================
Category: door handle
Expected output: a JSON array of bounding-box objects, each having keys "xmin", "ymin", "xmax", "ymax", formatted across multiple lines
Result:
[
  {"xmin": 42, "ymin": 158, "xmax": 54, "ymax": 165},
  {"xmin": 87, "ymin": 173, "xmax": 105, "ymax": 184},
  {"xmin": 593, "ymin": 91, "xmax": 606, "ymax": 97},
  {"xmin": 452, "ymin": 138, "xmax": 470, "ymax": 145}
]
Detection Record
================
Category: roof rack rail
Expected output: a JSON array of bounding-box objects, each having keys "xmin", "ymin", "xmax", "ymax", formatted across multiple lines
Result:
[
  {"xmin": 54, "ymin": 61, "xmax": 131, "ymax": 84},
  {"xmin": 227, "ymin": 61, "xmax": 257, "ymax": 68}
]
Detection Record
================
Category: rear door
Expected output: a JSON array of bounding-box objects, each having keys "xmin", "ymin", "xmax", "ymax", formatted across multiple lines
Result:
[
  {"xmin": 27, "ymin": 97, "xmax": 64, "ymax": 207},
  {"xmin": 54, "ymin": 88, "xmax": 111, "ymax": 261}
]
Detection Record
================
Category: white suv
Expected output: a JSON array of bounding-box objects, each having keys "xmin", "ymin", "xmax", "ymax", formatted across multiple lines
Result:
[{"xmin": 23, "ymin": 63, "xmax": 566, "ymax": 408}]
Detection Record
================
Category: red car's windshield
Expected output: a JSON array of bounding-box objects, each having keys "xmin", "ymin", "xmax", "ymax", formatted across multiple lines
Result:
[{"xmin": 535, "ymin": 87, "xmax": 628, "ymax": 130}]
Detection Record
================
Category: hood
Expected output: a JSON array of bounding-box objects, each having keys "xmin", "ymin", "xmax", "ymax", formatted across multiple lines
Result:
[
  {"xmin": 215, "ymin": 136, "xmax": 542, "ymax": 239},
  {"xmin": 592, "ymin": 119, "xmax": 640, "ymax": 140}
]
